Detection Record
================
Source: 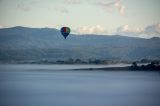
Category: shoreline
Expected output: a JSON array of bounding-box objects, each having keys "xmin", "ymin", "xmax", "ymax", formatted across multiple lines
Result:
[
  {"xmin": 0, "ymin": 63, "xmax": 159, "ymax": 71},
  {"xmin": 74, "ymin": 66, "xmax": 130, "ymax": 71},
  {"xmin": 74, "ymin": 66, "xmax": 160, "ymax": 71}
]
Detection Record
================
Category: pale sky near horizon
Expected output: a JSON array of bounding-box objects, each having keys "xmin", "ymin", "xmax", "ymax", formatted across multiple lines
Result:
[{"xmin": 0, "ymin": 0, "xmax": 160, "ymax": 38}]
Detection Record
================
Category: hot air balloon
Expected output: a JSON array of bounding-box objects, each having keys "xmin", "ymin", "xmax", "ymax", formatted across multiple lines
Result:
[{"xmin": 60, "ymin": 27, "xmax": 71, "ymax": 39}]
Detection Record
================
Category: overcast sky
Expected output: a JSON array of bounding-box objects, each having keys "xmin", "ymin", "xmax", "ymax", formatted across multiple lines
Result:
[{"xmin": 0, "ymin": 0, "xmax": 160, "ymax": 38}]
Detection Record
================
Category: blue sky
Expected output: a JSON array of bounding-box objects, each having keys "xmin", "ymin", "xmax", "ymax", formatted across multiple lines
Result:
[{"xmin": 0, "ymin": 0, "xmax": 160, "ymax": 38}]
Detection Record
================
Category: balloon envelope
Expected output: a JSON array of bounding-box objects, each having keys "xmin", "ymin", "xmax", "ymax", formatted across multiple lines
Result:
[{"xmin": 60, "ymin": 27, "xmax": 71, "ymax": 39}]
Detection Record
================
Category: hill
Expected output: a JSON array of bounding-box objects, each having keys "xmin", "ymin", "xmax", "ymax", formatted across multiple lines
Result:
[{"xmin": 0, "ymin": 26, "xmax": 160, "ymax": 63}]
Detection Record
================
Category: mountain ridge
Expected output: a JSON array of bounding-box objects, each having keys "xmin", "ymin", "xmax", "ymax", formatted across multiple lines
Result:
[{"xmin": 0, "ymin": 26, "xmax": 160, "ymax": 62}]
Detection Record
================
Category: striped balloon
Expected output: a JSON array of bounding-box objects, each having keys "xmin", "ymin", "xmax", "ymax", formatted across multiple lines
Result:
[{"xmin": 60, "ymin": 27, "xmax": 71, "ymax": 39}]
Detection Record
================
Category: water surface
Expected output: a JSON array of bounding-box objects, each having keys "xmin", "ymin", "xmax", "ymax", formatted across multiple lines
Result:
[{"xmin": 0, "ymin": 64, "xmax": 160, "ymax": 106}]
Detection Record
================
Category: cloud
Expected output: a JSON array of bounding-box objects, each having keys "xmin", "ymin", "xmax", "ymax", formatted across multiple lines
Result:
[
  {"xmin": 64, "ymin": 0, "xmax": 81, "ymax": 4},
  {"xmin": 145, "ymin": 23, "xmax": 160, "ymax": 35},
  {"xmin": 16, "ymin": 1, "xmax": 39, "ymax": 12},
  {"xmin": 55, "ymin": 0, "xmax": 81, "ymax": 14},
  {"xmin": 97, "ymin": 0, "xmax": 126, "ymax": 16},
  {"xmin": 76, "ymin": 25, "xmax": 107, "ymax": 35},
  {"xmin": 0, "ymin": 25, "xmax": 3, "ymax": 29},
  {"xmin": 17, "ymin": 2, "xmax": 30, "ymax": 12},
  {"xmin": 54, "ymin": 7, "xmax": 69, "ymax": 13},
  {"xmin": 116, "ymin": 23, "xmax": 160, "ymax": 38},
  {"xmin": 115, "ymin": 0, "xmax": 126, "ymax": 15},
  {"xmin": 117, "ymin": 25, "xmax": 144, "ymax": 34}
]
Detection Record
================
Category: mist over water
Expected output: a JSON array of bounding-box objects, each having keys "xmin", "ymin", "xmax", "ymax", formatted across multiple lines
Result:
[{"xmin": 0, "ymin": 64, "xmax": 160, "ymax": 106}]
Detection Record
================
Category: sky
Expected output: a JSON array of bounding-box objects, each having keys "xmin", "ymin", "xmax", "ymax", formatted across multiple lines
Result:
[{"xmin": 0, "ymin": 0, "xmax": 160, "ymax": 38}]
